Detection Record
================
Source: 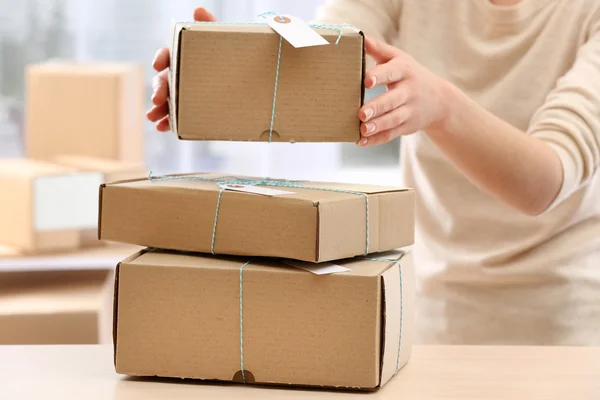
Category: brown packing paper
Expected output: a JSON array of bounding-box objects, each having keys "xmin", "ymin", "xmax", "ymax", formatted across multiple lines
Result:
[
  {"xmin": 0, "ymin": 159, "xmax": 103, "ymax": 253},
  {"xmin": 25, "ymin": 61, "xmax": 144, "ymax": 163},
  {"xmin": 52, "ymin": 155, "xmax": 148, "ymax": 247},
  {"xmin": 169, "ymin": 23, "xmax": 365, "ymax": 142},
  {"xmin": 99, "ymin": 173, "xmax": 415, "ymax": 262},
  {"xmin": 113, "ymin": 248, "xmax": 414, "ymax": 389},
  {"xmin": 0, "ymin": 269, "xmax": 114, "ymax": 344}
]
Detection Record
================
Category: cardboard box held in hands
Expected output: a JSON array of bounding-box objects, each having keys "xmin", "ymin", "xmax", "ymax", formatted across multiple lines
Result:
[
  {"xmin": 113, "ymin": 248, "xmax": 415, "ymax": 389},
  {"xmin": 169, "ymin": 21, "xmax": 365, "ymax": 142},
  {"xmin": 0, "ymin": 159, "xmax": 103, "ymax": 253},
  {"xmin": 98, "ymin": 173, "xmax": 415, "ymax": 263}
]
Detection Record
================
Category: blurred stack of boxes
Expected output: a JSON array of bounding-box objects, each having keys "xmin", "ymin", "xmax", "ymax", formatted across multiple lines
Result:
[{"xmin": 0, "ymin": 61, "xmax": 146, "ymax": 344}]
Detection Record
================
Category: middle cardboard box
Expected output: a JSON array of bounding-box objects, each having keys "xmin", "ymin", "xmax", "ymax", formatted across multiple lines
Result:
[{"xmin": 99, "ymin": 173, "xmax": 415, "ymax": 263}]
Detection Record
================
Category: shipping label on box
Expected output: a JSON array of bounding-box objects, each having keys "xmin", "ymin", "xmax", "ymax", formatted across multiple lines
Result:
[
  {"xmin": 99, "ymin": 173, "xmax": 415, "ymax": 262},
  {"xmin": 169, "ymin": 20, "xmax": 365, "ymax": 142},
  {"xmin": 113, "ymin": 248, "xmax": 415, "ymax": 389},
  {"xmin": 0, "ymin": 159, "xmax": 103, "ymax": 252}
]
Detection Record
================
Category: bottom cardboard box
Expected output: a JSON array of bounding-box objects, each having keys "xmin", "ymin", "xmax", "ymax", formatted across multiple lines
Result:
[
  {"xmin": 0, "ymin": 269, "xmax": 115, "ymax": 344},
  {"xmin": 113, "ymin": 248, "xmax": 415, "ymax": 390}
]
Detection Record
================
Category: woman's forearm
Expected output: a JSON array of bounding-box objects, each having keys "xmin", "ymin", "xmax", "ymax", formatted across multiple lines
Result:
[{"xmin": 426, "ymin": 83, "xmax": 564, "ymax": 216}]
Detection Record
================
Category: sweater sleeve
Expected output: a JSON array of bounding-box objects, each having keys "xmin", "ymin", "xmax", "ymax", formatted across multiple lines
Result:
[
  {"xmin": 528, "ymin": 13, "xmax": 600, "ymax": 211},
  {"xmin": 316, "ymin": 0, "xmax": 402, "ymax": 43}
]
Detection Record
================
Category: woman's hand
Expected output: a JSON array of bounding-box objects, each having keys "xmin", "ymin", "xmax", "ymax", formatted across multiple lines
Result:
[
  {"xmin": 146, "ymin": 7, "xmax": 217, "ymax": 132},
  {"xmin": 358, "ymin": 36, "xmax": 453, "ymax": 146}
]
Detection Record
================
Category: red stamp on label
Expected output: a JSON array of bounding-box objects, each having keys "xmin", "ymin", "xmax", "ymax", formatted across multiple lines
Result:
[{"xmin": 273, "ymin": 16, "xmax": 291, "ymax": 24}]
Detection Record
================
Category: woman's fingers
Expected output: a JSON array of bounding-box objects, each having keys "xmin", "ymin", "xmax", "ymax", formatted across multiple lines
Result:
[
  {"xmin": 365, "ymin": 58, "xmax": 408, "ymax": 89},
  {"xmin": 357, "ymin": 125, "xmax": 406, "ymax": 147},
  {"xmin": 151, "ymin": 69, "xmax": 169, "ymax": 106},
  {"xmin": 152, "ymin": 48, "xmax": 170, "ymax": 72},
  {"xmin": 360, "ymin": 82, "xmax": 411, "ymax": 122},
  {"xmin": 156, "ymin": 116, "xmax": 171, "ymax": 132},
  {"xmin": 361, "ymin": 105, "xmax": 411, "ymax": 137},
  {"xmin": 364, "ymin": 36, "xmax": 399, "ymax": 65},
  {"xmin": 152, "ymin": 7, "xmax": 217, "ymax": 74},
  {"xmin": 146, "ymin": 102, "xmax": 169, "ymax": 123},
  {"xmin": 194, "ymin": 7, "xmax": 217, "ymax": 22}
]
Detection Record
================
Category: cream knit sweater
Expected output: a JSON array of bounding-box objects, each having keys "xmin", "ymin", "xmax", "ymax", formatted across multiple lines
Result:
[{"xmin": 318, "ymin": 0, "xmax": 600, "ymax": 345}]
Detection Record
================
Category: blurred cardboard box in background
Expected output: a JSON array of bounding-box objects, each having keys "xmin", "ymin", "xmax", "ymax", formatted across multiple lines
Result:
[
  {"xmin": 25, "ymin": 61, "xmax": 144, "ymax": 163},
  {"xmin": 53, "ymin": 155, "xmax": 147, "ymax": 248},
  {"xmin": 0, "ymin": 269, "xmax": 114, "ymax": 345},
  {"xmin": 0, "ymin": 159, "xmax": 103, "ymax": 253},
  {"xmin": 53, "ymin": 155, "xmax": 147, "ymax": 183}
]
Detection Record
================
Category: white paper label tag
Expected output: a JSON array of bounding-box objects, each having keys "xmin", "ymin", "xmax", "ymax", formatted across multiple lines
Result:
[
  {"xmin": 221, "ymin": 184, "xmax": 295, "ymax": 196},
  {"xmin": 265, "ymin": 14, "xmax": 329, "ymax": 48},
  {"xmin": 283, "ymin": 260, "xmax": 350, "ymax": 275}
]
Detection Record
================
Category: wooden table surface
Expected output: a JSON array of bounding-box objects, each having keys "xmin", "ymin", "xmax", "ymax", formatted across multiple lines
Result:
[{"xmin": 1, "ymin": 345, "xmax": 599, "ymax": 399}]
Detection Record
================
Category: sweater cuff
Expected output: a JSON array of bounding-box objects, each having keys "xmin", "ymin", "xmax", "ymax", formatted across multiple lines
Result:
[{"xmin": 544, "ymin": 142, "xmax": 579, "ymax": 212}]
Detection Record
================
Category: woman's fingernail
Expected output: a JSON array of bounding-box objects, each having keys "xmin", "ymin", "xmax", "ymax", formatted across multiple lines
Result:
[
  {"xmin": 371, "ymin": 76, "xmax": 378, "ymax": 87},
  {"xmin": 364, "ymin": 108, "xmax": 374, "ymax": 121},
  {"xmin": 365, "ymin": 122, "xmax": 376, "ymax": 134},
  {"xmin": 359, "ymin": 138, "xmax": 368, "ymax": 146}
]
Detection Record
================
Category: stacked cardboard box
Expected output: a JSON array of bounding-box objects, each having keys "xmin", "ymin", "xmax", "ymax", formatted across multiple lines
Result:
[
  {"xmin": 103, "ymin": 173, "xmax": 416, "ymax": 389},
  {"xmin": 104, "ymin": 19, "xmax": 416, "ymax": 391}
]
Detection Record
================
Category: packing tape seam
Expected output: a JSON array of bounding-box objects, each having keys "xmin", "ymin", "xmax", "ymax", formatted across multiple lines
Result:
[
  {"xmin": 175, "ymin": 13, "xmax": 353, "ymax": 143},
  {"xmin": 148, "ymin": 173, "xmax": 370, "ymax": 256}
]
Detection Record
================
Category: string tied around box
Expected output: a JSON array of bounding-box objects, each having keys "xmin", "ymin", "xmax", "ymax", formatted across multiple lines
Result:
[
  {"xmin": 360, "ymin": 255, "xmax": 406, "ymax": 377},
  {"xmin": 179, "ymin": 12, "xmax": 354, "ymax": 142},
  {"xmin": 235, "ymin": 253, "xmax": 405, "ymax": 384},
  {"xmin": 148, "ymin": 172, "xmax": 370, "ymax": 256}
]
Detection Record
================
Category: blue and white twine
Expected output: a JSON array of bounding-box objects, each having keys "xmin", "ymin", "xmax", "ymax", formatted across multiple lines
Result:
[
  {"xmin": 148, "ymin": 172, "xmax": 370, "ymax": 256},
  {"xmin": 234, "ymin": 255, "xmax": 404, "ymax": 384}
]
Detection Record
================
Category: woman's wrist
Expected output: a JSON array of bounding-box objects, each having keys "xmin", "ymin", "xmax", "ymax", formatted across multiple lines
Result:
[{"xmin": 425, "ymin": 79, "xmax": 468, "ymax": 140}]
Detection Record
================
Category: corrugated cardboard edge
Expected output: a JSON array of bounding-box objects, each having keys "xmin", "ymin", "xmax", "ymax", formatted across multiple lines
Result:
[
  {"xmin": 112, "ymin": 248, "xmax": 150, "ymax": 367},
  {"xmin": 359, "ymin": 30, "xmax": 366, "ymax": 109},
  {"xmin": 169, "ymin": 23, "xmax": 185, "ymax": 138},
  {"xmin": 379, "ymin": 249, "xmax": 414, "ymax": 387},
  {"xmin": 97, "ymin": 184, "xmax": 105, "ymax": 240}
]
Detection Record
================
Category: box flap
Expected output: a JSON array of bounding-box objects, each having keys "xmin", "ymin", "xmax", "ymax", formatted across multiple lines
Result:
[{"xmin": 379, "ymin": 249, "xmax": 414, "ymax": 387}]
